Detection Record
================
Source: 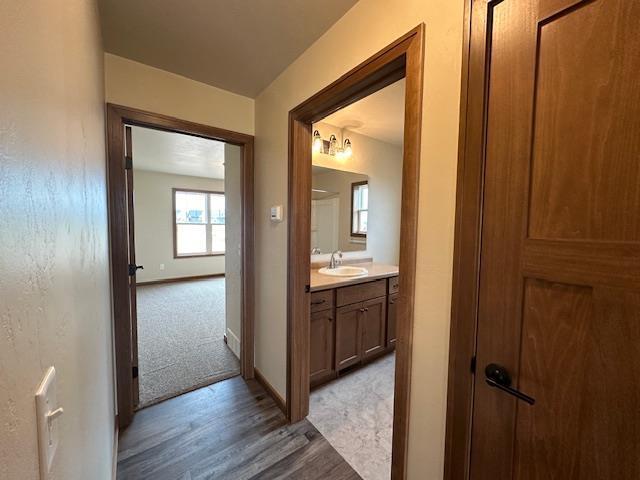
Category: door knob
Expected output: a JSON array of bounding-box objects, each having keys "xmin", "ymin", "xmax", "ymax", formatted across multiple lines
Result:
[{"xmin": 484, "ymin": 363, "xmax": 535, "ymax": 405}]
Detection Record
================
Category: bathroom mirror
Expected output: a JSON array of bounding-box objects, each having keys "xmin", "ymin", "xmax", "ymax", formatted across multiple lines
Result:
[{"xmin": 311, "ymin": 165, "xmax": 368, "ymax": 254}]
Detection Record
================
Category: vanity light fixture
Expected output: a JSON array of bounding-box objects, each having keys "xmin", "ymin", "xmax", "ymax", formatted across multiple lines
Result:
[{"xmin": 311, "ymin": 131, "xmax": 354, "ymax": 158}]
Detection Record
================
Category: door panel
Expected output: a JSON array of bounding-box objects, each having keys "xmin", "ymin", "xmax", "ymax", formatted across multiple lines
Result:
[
  {"xmin": 470, "ymin": 0, "xmax": 640, "ymax": 478},
  {"xmin": 335, "ymin": 303, "xmax": 361, "ymax": 370},
  {"xmin": 310, "ymin": 309, "xmax": 335, "ymax": 386},
  {"xmin": 125, "ymin": 126, "xmax": 139, "ymax": 407},
  {"xmin": 361, "ymin": 297, "xmax": 386, "ymax": 359}
]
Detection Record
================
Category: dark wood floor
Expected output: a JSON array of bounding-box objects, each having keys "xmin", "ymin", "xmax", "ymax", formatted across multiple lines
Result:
[{"xmin": 117, "ymin": 376, "xmax": 361, "ymax": 480}]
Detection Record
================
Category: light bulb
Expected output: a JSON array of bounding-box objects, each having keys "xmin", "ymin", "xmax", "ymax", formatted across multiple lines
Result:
[
  {"xmin": 343, "ymin": 138, "xmax": 352, "ymax": 158},
  {"xmin": 312, "ymin": 130, "xmax": 323, "ymax": 153},
  {"xmin": 328, "ymin": 134, "xmax": 338, "ymax": 156}
]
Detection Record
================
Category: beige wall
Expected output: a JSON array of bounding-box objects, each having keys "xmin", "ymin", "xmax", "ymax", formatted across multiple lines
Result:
[
  {"xmin": 133, "ymin": 170, "xmax": 226, "ymax": 282},
  {"xmin": 312, "ymin": 122, "xmax": 403, "ymax": 264},
  {"xmin": 254, "ymin": 0, "xmax": 465, "ymax": 478},
  {"xmin": 0, "ymin": 1, "xmax": 115, "ymax": 479},
  {"xmin": 104, "ymin": 53, "xmax": 255, "ymax": 135}
]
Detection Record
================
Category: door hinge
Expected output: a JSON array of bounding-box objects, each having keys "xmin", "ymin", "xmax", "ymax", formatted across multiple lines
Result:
[
  {"xmin": 132, "ymin": 366, "xmax": 139, "ymax": 379},
  {"xmin": 305, "ymin": 284, "xmax": 310, "ymax": 293},
  {"xmin": 125, "ymin": 155, "xmax": 133, "ymax": 170},
  {"xmin": 470, "ymin": 355, "xmax": 477, "ymax": 374}
]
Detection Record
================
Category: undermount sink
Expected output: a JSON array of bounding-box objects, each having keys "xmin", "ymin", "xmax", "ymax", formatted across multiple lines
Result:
[{"xmin": 318, "ymin": 266, "xmax": 368, "ymax": 277}]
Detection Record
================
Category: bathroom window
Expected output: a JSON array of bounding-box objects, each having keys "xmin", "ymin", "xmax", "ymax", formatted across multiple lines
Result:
[
  {"xmin": 351, "ymin": 181, "xmax": 368, "ymax": 237},
  {"xmin": 173, "ymin": 189, "xmax": 225, "ymax": 257}
]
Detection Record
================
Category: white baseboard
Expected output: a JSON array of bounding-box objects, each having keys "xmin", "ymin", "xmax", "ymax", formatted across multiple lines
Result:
[{"xmin": 226, "ymin": 328, "xmax": 241, "ymax": 359}]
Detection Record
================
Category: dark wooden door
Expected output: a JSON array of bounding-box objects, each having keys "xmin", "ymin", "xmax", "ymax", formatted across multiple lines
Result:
[
  {"xmin": 361, "ymin": 296, "xmax": 386, "ymax": 359},
  {"xmin": 469, "ymin": 0, "xmax": 640, "ymax": 478},
  {"xmin": 124, "ymin": 126, "xmax": 140, "ymax": 408},
  {"xmin": 335, "ymin": 303, "xmax": 362, "ymax": 370},
  {"xmin": 310, "ymin": 309, "xmax": 334, "ymax": 386},
  {"xmin": 387, "ymin": 293, "xmax": 398, "ymax": 347}
]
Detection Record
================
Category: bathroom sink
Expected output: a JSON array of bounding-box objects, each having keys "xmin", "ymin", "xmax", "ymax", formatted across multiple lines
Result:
[{"xmin": 318, "ymin": 266, "xmax": 368, "ymax": 277}]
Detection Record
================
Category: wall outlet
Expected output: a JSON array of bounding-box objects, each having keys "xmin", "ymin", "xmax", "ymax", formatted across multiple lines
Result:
[
  {"xmin": 159, "ymin": 263, "xmax": 165, "ymax": 271},
  {"xmin": 36, "ymin": 367, "xmax": 64, "ymax": 480}
]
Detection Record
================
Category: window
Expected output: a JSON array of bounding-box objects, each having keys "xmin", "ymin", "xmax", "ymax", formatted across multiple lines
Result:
[
  {"xmin": 351, "ymin": 181, "xmax": 368, "ymax": 237},
  {"xmin": 173, "ymin": 189, "xmax": 225, "ymax": 257}
]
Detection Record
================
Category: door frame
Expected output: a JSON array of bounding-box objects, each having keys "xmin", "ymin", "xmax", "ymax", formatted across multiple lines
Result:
[
  {"xmin": 287, "ymin": 25, "xmax": 425, "ymax": 479},
  {"xmin": 444, "ymin": 0, "xmax": 498, "ymax": 478},
  {"xmin": 106, "ymin": 104, "xmax": 255, "ymax": 429}
]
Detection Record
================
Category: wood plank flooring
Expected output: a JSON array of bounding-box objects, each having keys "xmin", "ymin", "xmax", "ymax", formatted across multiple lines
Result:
[{"xmin": 117, "ymin": 376, "xmax": 361, "ymax": 480}]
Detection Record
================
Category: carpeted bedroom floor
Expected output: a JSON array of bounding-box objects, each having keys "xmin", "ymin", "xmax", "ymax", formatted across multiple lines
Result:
[{"xmin": 136, "ymin": 277, "xmax": 240, "ymax": 407}]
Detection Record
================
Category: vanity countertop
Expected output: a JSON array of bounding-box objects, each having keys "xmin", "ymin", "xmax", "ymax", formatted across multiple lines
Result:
[{"xmin": 310, "ymin": 262, "xmax": 399, "ymax": 292}]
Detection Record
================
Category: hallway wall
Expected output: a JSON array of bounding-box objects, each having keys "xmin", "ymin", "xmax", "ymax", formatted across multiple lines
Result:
[
  {"xmin": 104, "ymin": 53, "xmax": 255, "ymax": 135},
  {"xmin": 0, "ymin": 1, "xmax": 115, "ymax": 479},
  {"xmin": 253, "ymin": 0, "xmax": 466, "ymax": 478}
]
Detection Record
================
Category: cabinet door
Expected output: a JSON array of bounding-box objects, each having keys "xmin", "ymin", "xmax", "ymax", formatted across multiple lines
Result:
[
  {"xmin": 387, "ymin": 293, "xmax": 399, "ymax": 347},
  {"xmin": 310, "ymin": 309, "xmax": 334, "ymax": 386},
  {"xmin": 361, "ymin": 296, "xmax": 387, "ymax": 360},
  {"xmin": 335, "ymin": 303, "xmax": 362, "ymax": 371}
]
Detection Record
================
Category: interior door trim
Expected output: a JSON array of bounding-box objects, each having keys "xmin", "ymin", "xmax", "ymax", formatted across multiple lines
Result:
[
  {"xmin": 106, "ymin": 104, "xmax": 255, "ymax": 429},
  {"xmin": 444, "ymin": 1, "xmax": 500, "ymax": 478},
  {"xmin": 287, "ymin": 25, "xmax": 425, "ymax": 479}
]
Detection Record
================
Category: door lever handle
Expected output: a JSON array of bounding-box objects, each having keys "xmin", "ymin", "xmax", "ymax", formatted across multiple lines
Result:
[
  {"xmin": 128, "ymin": 264, "xmax": 144, "ymax": 276},
  {"xmin": 485, "ymin": 363, "xmax": 535, "ymax": 405}
]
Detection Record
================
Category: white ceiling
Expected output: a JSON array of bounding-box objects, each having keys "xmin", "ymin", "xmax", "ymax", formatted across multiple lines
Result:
[
  {"xmin": 131, "ymin": 126, "xmax": 226, "ymax": 179},
  {"xmin": 98, "ymin": 0, "xmax": 359, "ymax": 98},
  {"xmin": 322, "ymin": 79, "xmax": 405, "ymax": 145}
]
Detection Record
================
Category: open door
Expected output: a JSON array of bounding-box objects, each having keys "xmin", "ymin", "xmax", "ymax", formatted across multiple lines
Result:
[
  {"xmin": 448, "ymin": 0, "xmax": 640, "ymax": 477},
  {"xmin": 124, "ymin": 125, "xmax": 141, "ymax": 409}
]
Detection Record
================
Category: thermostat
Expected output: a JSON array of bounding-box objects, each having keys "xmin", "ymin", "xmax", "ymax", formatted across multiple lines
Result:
[{"xmin": 270, "ymin": 205, "xmax": 283, "ymax": 222}]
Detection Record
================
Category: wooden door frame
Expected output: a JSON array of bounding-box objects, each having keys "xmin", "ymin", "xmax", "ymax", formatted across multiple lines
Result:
[
  {"xmin": 443, "ymin": 0, "xmax": 496, "ymax": 478},
  {"xmin": 287, "ymin": 25, "xmax": 425, "ymax": 479},
  {"xmin": 106, "ymin": 104, "xmax": 255, "ymax": 429}
]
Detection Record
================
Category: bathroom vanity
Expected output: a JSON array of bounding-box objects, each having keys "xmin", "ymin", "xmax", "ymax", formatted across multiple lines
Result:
[{"xmin": 309, "ymin": 263, "xmax": 399, "ymax": 388}]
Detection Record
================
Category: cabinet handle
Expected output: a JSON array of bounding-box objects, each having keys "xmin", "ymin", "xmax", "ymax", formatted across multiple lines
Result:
[{"xmin": 311, "ymin": 299, "xmax": 326, "ymax": 305}]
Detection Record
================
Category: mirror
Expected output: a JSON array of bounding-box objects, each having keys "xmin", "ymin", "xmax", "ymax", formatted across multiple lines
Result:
[{"xmin": 311, "ymin": 166, "xmax": 368, "ymax": 254}]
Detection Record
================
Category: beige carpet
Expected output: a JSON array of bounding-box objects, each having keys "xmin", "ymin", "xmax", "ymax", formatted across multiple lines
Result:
[
  {"xmin": 308, "ymin": 354, "xmax": 395, "ymax": 480},
  {"xmin": 136, "ymin": 277, "xmax": 240, "ymax": 407}
]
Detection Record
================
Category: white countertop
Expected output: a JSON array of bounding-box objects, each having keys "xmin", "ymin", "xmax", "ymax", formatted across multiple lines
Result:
[{"xmin": 310, "ymin": 262, "xmax": 399, "ymax": 292}]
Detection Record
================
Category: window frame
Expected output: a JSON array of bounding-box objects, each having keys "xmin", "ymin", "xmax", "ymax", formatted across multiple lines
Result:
[
  {"xmin": 172, "ymin": 188, "xmax": 226, "ymax": 258},
  {"xmin": 350, "ymin": 180, "xmax": 368, "ymax": 238}
]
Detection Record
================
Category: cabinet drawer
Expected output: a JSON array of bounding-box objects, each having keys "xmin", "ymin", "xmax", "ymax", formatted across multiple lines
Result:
[
  {"xmin": 336, "ymin": 279, "xmax": 387, "ymax": 307},
  {"xmin": 310, "ymin": 289, "xmax": 334, "ymax": 312},
  {"xmin": 388, "ymin": 275, "xmax": 399, "ymax": 294}
]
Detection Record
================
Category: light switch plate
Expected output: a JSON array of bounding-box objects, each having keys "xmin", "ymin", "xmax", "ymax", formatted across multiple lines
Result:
[
  {"xmin": 35, "ymin": 367, "xmax": 59, "ymax": 480},
  {"xmin": 270, "ymin": 205, "xmax": 283, "ymax": 222}
]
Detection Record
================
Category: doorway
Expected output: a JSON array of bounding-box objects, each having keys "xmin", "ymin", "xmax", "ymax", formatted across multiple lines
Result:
[
  {"xmin": 127, "ymin": 126, "xmax": 242, "ymax": 407},
  {"xmin": 446, "ymin": 0, "xmax": 640, "ymax": 478},
  {"xmin": 287, "ymin": 26, "xmax": 424, "ymax": 480},
  {"xmin": 107, "ymin": 105, "xmax": 254, "ymax": 429}
]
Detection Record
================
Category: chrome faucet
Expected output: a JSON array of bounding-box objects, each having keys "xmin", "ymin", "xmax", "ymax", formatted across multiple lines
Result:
[
  {"xmin": 328, "ymin": 250, "xmax": 342, "ymax": 269},
  {"xmin": 311, "ymin": 247, "xmax": 321, "ymax": 254}
]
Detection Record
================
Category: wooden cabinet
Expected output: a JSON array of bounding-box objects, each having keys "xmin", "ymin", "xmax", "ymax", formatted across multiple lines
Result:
[
  {"xmin": 311, "ymin": 275, "xmax": 398, "ymax": 386},
  {"xmin": 361, "ymin": 296, "xmax": 387, "ymax": 359},
  {"xmin": 335, "ymin": 303, "xmax": 362, "ymax": 370},
  {"xmin": 387, "ymin": 292, "xmax": 399, "ymax": 347},
  {"xmin": 310, "ymin": 309, "xmax": 335, "ymax": 387}
]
